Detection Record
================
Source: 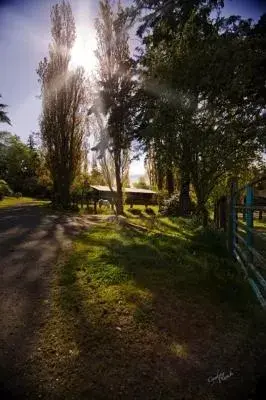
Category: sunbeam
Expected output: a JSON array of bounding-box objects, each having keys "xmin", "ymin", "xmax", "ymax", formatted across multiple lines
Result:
[{"xmin": 71, "ymin": 27, "xmax": 97, "ymax": 72}]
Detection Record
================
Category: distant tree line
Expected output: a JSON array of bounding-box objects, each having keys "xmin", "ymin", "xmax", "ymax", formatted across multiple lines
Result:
[{"xmin": 0, "ymin": 132, "xmax": 51, "ymax": 198}]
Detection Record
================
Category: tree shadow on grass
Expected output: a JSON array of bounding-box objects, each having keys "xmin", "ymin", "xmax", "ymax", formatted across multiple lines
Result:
[
  {"xmin": 127, "ymin": 208, "xmax": 143, "ymax": 216},
  {"xmin": 0, "ymin": 207, "xmax": 103, "ymax": 399},
  {"xmin": 35, "ymin": 222, "xmax": 266, "ymax": 399}
]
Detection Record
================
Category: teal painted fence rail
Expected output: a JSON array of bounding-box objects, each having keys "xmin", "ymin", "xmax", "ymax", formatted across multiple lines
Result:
[{"xmin": 228, "ymin": 176, "xmax": 266, "ymax": 308}]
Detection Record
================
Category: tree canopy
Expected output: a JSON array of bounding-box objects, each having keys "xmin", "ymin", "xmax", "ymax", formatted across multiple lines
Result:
[
  {"xmin": 130, "ymin": 0, "xmax": 266, "ymax": 222},
  {"xmin": 0, "ymin": 131, "xmax": 47, "ymax": 196}
]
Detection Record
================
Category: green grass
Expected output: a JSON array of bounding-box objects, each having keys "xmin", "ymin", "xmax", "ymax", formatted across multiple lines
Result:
[
  {"xmin": 237, "ymin": 213, "xmax": 266, "ymax": 260},
  {"xmin": 0, "ymin": 196, "xmax": 49, "ymax": 208},
  {"xmin": 61, "ymin": 219, "xmax": 256, "ymax": 310},
  {"xmin": 76, "ymin": 203, "xmax": 159, "ymax": 216},
  {"xmin": 33, "ymin": 215, "xmax": 266, "ymax": 400},
  {"xmin": 254, "ymin": 217, "xmax": 266, "ymax": 230},
  {"xmin": 238, "ymin": 213, "xmax": 266, "ymax": 230}
]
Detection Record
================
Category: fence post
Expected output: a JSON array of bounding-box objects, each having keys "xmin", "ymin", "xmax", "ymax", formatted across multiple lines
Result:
[
  {"xmin": 246, "ymin": 184, "xmax": 254, "ymax": 263},
  {"xmin": 228, "ymin": 178, "xmax": 237, "ymax": 256}
]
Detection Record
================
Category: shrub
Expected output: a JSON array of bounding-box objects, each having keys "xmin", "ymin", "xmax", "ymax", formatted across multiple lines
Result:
[
  {"xmin": 0, "ymin": 179, "xmax": 13, "ymax": 200},
  {"xmin": 128, "ymin": 208, "xmax": 142, "ymax": 216},
  {"xmin": 160, "ymin": 194, "xmax": 197, "ymax": 217},
  {"xmin": 145, "ymin": 207, "xmax": 155, "ymax": 215},
  {"xmin": 15, "ymin": 192, "xmax": 22, "ymax": 198},
  {"xmin": 160, "ymin": 193, "xmax": 180, "ymax": 216}
]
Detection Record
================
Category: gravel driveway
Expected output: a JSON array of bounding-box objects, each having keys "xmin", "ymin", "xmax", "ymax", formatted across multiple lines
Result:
[{"xmin": 0, "ymin": 204, "xmax": 100, "ymax": 398}]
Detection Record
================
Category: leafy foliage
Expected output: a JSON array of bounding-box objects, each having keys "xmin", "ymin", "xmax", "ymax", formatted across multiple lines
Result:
[
  {"xmin": 89, "ymin": 166, "xmax": 106, "ymax": 186},
  {"xmin": 0, "ymin": 179, "xmax": 12, "ymax": 200},
  {"xmin": 133, "ymin": 176, "xmax": 150, "ymax": 189},
  {"xmin": 159, "ymin": 193, "xmax": 180, "ymax": 216},
  {"xmin": 132, "ymin": 1, "xmax": 266, "ymax": 223},
  {"xmin": 92, "ymin": 0, "xmax": 140, "ymax": 214},
  {"xmin": 0, "ymin": 94, "xmax": 11, "ymax": 125},
  {"xmin": 0, "ymin": 132, "xmax": 48, "ymax": 197}
]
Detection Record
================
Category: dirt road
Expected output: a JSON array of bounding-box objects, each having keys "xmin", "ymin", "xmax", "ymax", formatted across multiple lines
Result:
[{"xmin": 0, "ymin": 205, "xmax": 99, "ymax": 398}]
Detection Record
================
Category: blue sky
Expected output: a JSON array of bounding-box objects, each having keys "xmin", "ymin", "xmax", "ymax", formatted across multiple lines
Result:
[{"xmin": 0, "ymin": 0, "xmax": 265, "ymax": 178}]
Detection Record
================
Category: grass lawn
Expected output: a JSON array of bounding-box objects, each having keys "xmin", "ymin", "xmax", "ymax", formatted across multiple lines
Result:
[
  {"xmin": 238, "ymin": 213, "xmax": 266, "ymax": 231},
  {"xmin": 0, "ymin": 196, "xmax": 49, "ymax": 208},
  {"xmin": 237, "ymin": 213, "xmax": 266, "ymax": 260},
  {"xmin": 78, "ymin": 203, "xmax": 159, "ymax": 216},
  {"xmin": 31, "ymin": 215, "xmax": 266, "ymax": 400},
  {"xmin": 254, "ymin": 217, "xmax": 266, "ymax": 230}
]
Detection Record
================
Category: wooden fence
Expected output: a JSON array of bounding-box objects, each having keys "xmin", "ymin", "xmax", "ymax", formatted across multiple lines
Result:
[{"xmin": 215, "ymin": 176, "xmax": 266, "ymax": 308}]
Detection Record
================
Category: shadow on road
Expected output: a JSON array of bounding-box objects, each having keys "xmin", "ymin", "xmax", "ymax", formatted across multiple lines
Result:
[{"xmin": 0, "ymin": 205, "xmax": 99, "ymax": 398}]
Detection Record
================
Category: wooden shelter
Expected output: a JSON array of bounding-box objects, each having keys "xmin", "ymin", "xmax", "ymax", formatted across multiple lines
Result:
[{"xmin": 90, "ymin": 185, "xmax": 157, "ymax": 208}]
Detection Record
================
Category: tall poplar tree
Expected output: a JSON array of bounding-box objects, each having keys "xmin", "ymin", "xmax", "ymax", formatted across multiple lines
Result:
[
  {"xmin": 93, "ymin": 0, "xmax": 138, "ymax": 214},
  {"xmin": 37, "ymin": 1, "xmax": 87, "ymax": 208}
]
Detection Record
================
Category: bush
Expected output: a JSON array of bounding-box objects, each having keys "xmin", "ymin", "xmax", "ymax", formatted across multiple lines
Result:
[
  {"xmin": 160, "ymin": 193, "xmax": 180, "ymax": 216},
  {"xmin": 15, "ymin": 192, "xmax": 22, "ymax": 198},
  {"xmin": 160, "ymin": 194, "xmax": 197, "ymax": 217},
  {"xmin": 128, "ymin": 208, "xmax": 142, "ymax": 216},
  {"xmin": 145, "ymin": 207, "xmax": 155, "ymax": 215},
  {"xmin": 0, "ymin": 179, "xmax": 13, "ymax": 200}
]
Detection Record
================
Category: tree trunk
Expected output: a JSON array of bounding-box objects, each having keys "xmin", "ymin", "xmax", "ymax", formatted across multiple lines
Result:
[
  {"xmin": 166, "ymin": 168, "xmax": 174, "ymax": 197},
  {"xmin": 61, "ymin": 171, "xmax": 71, "ymax": 209},
  {"xmin": 178, "ymin": 137, "xmax": 192, "ymax": 217},
  {"xmin": 202, "ymin": 206, "xmax": 209, "ymax": 227},
  {"xmin": 179, "ymin": 168, "xmax": 191, "ymax": 217},
  {"xmin": 114, "ymin": 154, "xmax": 124, "ymax": 215},
  {"xmin": 214, "ymin": 200, "xmax": 218, "ymax": 228},
  {"xmin": 157, "ymin": 168, "xmax": 164, "ymax": 191},
  {"xmin": 194, "ymin": 181, "xmax": 209, "ymax": 227},
  {"xmin": 61, "ymin": 184, "xmax": 71, "ymax": 209},
  {"xmin": 195, "ymin": 202, "xmax": 209, "ymax": 227},
  {"xmin": 52, "ymin": 178, "xmax": 59, "ymax": 206},
  {"xmin": 54, "ymin": 167, "xmax": 72, "ymax": 209}
]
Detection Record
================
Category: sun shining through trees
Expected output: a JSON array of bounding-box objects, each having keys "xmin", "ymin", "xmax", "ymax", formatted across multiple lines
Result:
[
  {"xmin": 34, "ymin": 0, "xmax": 266, "ymax": 218},
  {"xmin": 70, "ymin": 27, "xmax": 98, "ymax": 73}
]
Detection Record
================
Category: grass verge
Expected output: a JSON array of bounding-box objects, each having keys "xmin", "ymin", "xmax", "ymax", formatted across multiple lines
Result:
[
  {"xmin": 32, "ymin": 216, "xmax": 266, "ymax": 400},
  {"xmin": 0, "ymin": 196, "xmax": 49, "ymax": 208}
]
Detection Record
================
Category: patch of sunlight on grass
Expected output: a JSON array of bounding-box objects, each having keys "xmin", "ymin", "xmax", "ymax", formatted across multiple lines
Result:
[
  {"xmin": 125, "ymin": 216, "xmax": 193, "ymax": 241},
  {"xmin": 98, "ymin": 285, "xmax": 124, "ymax": 303},
  {"xmin": 254, "ymin": 219, "xmax": 266, "ymax": 229},
  {"xmin": 170, "ymin": 342, "xmax": 189, "ymax": 359},
  {"xmin": 98, "ymin": 281, "xmax": 153, "ymax": 309},
  {"xmin": 239, "ymin": 215, "xmax": 266, "ymax": 230},
  {"xmin": 90, "ymin": 264, "xmax": 130, "ymax": 286},
  {"xmin": 0, "ymin": 197, "xmax": 49, "ymax": 208},
  {"xmin": 120, "ymin": 282, "xmax": 152, "ymax": 304}
]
